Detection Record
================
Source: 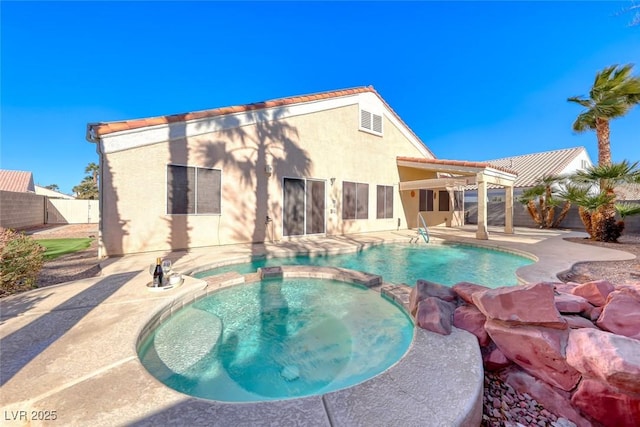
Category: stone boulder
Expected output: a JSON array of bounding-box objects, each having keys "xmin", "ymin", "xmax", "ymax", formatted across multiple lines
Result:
[
  {"xmin": 414, "ymin": 297, "xmax": 456, "ymax": 335},
  {"xmin": 453, "ymin": 304, "xmax": 489, "ymax": 346},
  {"xmin": 566, "ymin": 328, "xmax": 640, "ymax": 395},
  {"xmin": 554, "ymin": 282, "xmax": 579, "ymax": 294},
  {"xmin": 589, "ymin": 306, "xmax": 603, "ymax": 322},
  {"xmin": 498, "ymin": 366, "xmax": 594, "ymax": 427},
  {"xmin": 473, "ymin": 283, "xmax": 567, "ymax": 329},
  {"xmin": 452, "ymin": 281, "xmax": 490, "ymax": 305},
  {"xmin": 561, "ymin": 315, "xmax": 597, "ymax": 329},
  {"xmin": 484, "ymin": 320, "xmax": 580, "ymax": 391},
  {"xmin": 596, "ymin": 291, "xmax": 640, "ymax": 339},
  {"xmin": 409, "ymin": 279, "xmax": 457, "ymax": 316},
  {"xmin": 571, "ymin": 379, "xmax": 640, "ymax": 427},
  {"xmin": 570, "ymin": 280, "xmax": 615, "ymax": 307},
  {"xmin": 554, "ymin": 293, "xmax": 593, "ymax": 314},
  {"xmin": 481, "ymin": 343, "xmax": 511, "ymax": 371}
]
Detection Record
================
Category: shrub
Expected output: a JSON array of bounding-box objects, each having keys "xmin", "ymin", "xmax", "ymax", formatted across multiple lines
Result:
[{"xmin": 0, "ymin": 228, "xmax": 45, "ymax": 297}]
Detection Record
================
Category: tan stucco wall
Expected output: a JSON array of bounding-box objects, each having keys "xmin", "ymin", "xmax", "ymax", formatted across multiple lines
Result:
[{"xmin": 100, "ymin": 104, "xmax": 431, "ymax": 255}]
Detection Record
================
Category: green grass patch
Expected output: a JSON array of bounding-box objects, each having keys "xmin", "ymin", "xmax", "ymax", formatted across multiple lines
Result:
[{"xmin": 37, "ymin": 238, "xmax": 93, "ymax": 260}]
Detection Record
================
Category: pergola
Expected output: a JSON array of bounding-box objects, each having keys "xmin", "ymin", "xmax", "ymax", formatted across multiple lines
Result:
[{"xmin": 397, "ymin": 157, "xmax": 518, "ymax": 239}]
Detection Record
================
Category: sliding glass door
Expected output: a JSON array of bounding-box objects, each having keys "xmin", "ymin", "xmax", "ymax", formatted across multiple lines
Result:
[{"xmin": 283, "ymin": 178, "xmax": 325, "ymax": 236}]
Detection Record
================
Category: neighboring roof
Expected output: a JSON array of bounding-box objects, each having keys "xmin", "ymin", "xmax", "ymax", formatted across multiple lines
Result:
[
  {"xmin": 86, "ymin": 86, "xmax": 435, "ymax": 158},
  {"xmin": 35, "ymin": 185, "xmax": 75, "ymax": 199},
  {"xmin": 482, "ymin": 147, "xmax": 589, "ymax": 188},
  {"xmin": 397, "ymin": 156, "xmax": 518, "ymax": 176},
  {"xmin": 0, "ymin": 170, "xmax": 35, "ymax": 193}
]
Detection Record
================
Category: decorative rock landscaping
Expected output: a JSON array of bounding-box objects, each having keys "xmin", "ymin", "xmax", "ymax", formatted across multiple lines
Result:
[{"xmin": 409, "ymin": 279, "xmax": 640, "ymax": 427}]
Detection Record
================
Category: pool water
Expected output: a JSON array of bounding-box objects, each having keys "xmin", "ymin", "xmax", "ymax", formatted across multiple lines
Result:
[
  {"xmin": 138, "ymin": 278, "xmax": 414, "ymax": 402},
  {"xmin": 194, "ymin": 243, "xmax": 532, "ymax": 288}
]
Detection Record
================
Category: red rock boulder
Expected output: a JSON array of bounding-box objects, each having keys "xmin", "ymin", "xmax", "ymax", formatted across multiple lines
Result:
[
  {"xmin": 473, "ymin": 282, "xmax": 567, "ymax": 329},
  {"xmin": 452, "ymin": 281, "xmax": 490, "ymax": 304},
  {"xmin": 414, "ymin": 297, "xmax": 456, "ymax": 335},
  {"xmin": 566, "ymin": 328, "xmax": 640, "ymax": 395},
  {"xmin": 570, "ymin": 279, "xmax": 615, "ymax": 306},
  {"xmin": 554, "ymin": 292, "xmax": 593, "ymax": 314},
  {"xmin": 484, "ymin": 320, "xmax": 580, "ymax": 391},
  {"xmin": 561, "ymin": 315, "xmax": 597, "ymax": 329},
  {"xmin": 571, "ymin": 379, "xmax": 640, "ymax": 427},
  {"xmin": 409, "ymin": 279, "xmax": 457, "ymax": 316},
  {"xmin": 481, "ymin": 343, "xmax": 511, "ymax": 371},
  {"xmin": 596, "ymin": 291, "xmax": 640, "ymax": 339},
  {"xmin": 453, "ymin": 304, "xmax": 489, "ymax": 346}
]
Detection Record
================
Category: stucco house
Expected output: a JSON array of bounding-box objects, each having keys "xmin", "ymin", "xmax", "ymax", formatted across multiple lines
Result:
[{"xmin": 87, "ymin": 87, "xmax": 516, "ymax": 257}]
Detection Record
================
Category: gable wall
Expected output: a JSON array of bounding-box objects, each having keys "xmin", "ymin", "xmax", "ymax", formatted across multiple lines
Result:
[{"xmin": 100, "ymin": 102, "xmax": 430, "ymax": 255}]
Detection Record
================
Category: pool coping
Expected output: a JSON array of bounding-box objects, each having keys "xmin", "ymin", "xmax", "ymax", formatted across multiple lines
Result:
[{"xmin": 1, "ymin": 226, "xmax": 635, "ymax": 426}]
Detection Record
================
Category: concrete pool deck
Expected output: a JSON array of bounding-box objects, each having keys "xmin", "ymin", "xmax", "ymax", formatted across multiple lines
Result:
[{"xmin": 0, "ymin": 226, "xmax": 635, "ymax": 426}]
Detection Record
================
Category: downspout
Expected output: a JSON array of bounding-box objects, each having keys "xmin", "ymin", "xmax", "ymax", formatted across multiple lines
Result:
[{"xmin": 86, "ymin": 124, "xmax": 106, "ymax": 259}]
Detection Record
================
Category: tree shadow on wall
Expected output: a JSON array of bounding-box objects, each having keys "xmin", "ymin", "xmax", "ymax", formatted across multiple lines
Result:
[{"xmin": 196, "ymin": 107, "xmax": 311, "ymax": 255}]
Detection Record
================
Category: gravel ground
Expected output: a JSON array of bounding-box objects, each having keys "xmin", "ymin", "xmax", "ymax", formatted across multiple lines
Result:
[{"xmin": 23, "ymin": 225, "xmax": 640, "ymax": 426}]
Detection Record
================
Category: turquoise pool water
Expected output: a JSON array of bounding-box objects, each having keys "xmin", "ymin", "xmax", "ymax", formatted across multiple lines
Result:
[
  {"xmin": 138, "ymin": 278, "xmax": 414, "ymax": 402},
  {"xmin": 194, "ymin": 243, "xmax": 532, "ymax": 288}
]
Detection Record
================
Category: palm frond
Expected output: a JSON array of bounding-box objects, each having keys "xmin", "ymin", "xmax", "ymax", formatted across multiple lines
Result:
[{"xmin": 615, "ymin": 202, "xmax": 640, "ymax": 219}]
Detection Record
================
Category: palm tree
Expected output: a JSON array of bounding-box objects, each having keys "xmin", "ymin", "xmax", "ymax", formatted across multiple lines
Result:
[
  {"xmin": 517, "ymin": 175, "xmax": 571, "ymax": 229},
  {"xmin": 85, "ymin": 162, "xmax": 99, "ymax": 185},
  {"xmin": 568, "ymin": 64, "xmax": 640, "ymax": 167},
  {"xmin": 564, "ymin": 161, "xmax": 640, "ymax": 241}
]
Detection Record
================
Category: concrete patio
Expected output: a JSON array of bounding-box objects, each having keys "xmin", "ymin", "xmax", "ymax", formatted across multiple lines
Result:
[{"xmin": 0, "ymin": 226, "xmax": 635, "ymax": 426}]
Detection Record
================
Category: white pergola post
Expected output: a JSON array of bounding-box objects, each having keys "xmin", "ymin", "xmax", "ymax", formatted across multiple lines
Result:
[
  {"xmin": 476, "ymin": 174, "xmax": 489, "ymax": 240},
  {"xmin": 505, "ymin": 184, "xmax": 514, "ymax": 234}
]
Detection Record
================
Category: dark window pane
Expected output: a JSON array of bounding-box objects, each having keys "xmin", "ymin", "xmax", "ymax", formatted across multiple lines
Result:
[
  {"xmin": 196, "ymin": 168, "xmax": 221, "ymax": 214},
  {"xmin": 385, "ymin": 185, "xmax": 394, "ymax": 218},
  {"xmin": 342, "ymin": 182, "xmax": 356, "ymax": 219},
  {"xmin": 376, "ymin": 185, "xmax": 385, "ymax": 219},
  {"xmin": 427, "ymin": 190, "xmax": 434, "ymax": 211},
  {"xmin": 284, "ymin": 178, "xmax": 305, "ymax": 236},
  {"xmin": 419, "ymin": 189, "xmax": 426, "ymax": 212},
  {"xmin": 306, "ymin": 180, "xmax": 325, "ymax": 234},
  {"xmin": 439, "ymin": 190, "xmax": 450, "ymax": 211},
  {"xmin": 356, "ymin": 183, "xmax": 369, "ymax": 219},
  {"xmin": 167, "ymin": 165, "xmax": 195, "ymax": 214}
]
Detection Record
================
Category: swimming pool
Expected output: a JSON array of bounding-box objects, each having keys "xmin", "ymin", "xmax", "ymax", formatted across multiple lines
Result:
[
  {"xmin": 138, "ymin": 277, "xmax": 414, "ymax": 402},
  {"xmin": 194, "ymin": 243, "xmax": 533, "ymax": 288}
]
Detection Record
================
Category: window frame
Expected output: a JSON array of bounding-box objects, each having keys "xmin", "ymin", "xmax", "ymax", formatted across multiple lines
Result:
[
  {"xmin": 166, "ymin": 164, "xmax": 222, "ymax": 215},
  {"xmin": 419, "ymin": 189, "xmax": 434, "ymax": 212},
  {"xmin": 376, "ymin": 185, "xmax": 394, "ymax": 219},
  {"xmin": 342, "ymin": 181, "xmax": 369, "ymax": 220}
]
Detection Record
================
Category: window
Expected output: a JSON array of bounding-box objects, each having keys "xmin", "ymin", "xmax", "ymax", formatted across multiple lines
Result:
[
  {"xmin": 376, "ymin": 185, "xmax": 394, "ymax": 219},
  {"xmin": 360, "ymin": 109, "xmax": 383, "ymax": 135},
  {"xmin": 343, "ymin": 181, "xmax": 369, "ymax": 219},
  {"xmin": 167, "ymin": 164, "xmax": 221, "ymax": 214},
  {"xmin": 438, "ymin": 190, "xmax": 450, "ymax": 211},
  {"xmin": 419, "ymin": 189, "xmax": 434, "ymax": 211}
]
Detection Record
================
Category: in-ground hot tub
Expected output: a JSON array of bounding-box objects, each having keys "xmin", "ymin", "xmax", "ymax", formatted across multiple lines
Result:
[{"xmin": 137, "ymin": 270, "xmax": 413, "ymax": 402}]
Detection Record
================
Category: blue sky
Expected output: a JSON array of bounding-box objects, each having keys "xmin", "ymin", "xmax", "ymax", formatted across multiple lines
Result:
[{"xmin": 2, "ymin": 1, "xmax": 639, "ymax": 195}]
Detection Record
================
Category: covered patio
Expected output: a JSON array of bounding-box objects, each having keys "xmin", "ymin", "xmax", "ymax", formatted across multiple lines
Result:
[{"xmin": 397, "ymin": 157, "xmax": 518, "ymax": 239}]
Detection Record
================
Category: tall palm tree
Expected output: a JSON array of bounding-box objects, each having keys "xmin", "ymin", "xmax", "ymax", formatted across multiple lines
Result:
[
  {"xmin": 568, "ymin": 64, "xmax": 640, "ymax": 167},
  {"xmin": 85, "ymin": 162, "xmax": 99, "ymax": 185}
]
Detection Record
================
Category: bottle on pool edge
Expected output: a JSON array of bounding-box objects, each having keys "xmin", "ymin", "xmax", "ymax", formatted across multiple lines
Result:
[{"xmin": 153, "ymin": 257, "xmax": 163, "ymax": 287}]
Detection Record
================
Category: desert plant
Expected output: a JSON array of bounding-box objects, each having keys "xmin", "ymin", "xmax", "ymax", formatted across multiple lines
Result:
[
  {"xmin": 568, "ymin": 161, "xmax": 640, "ymax": 241},
  {"xmin": 0, "ymin": 228, "xmax": 45, "ymax": 297},
  {"xmin": 615, "ymin": 201, "xmax": 640, "ymax": 219},
  {"xmin": 518, "ymin": 175, "xmax": 571, "ymax": 228}
]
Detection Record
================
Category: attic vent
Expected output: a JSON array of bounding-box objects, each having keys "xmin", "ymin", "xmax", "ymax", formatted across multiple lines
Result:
[{"xmin": 360, "ymin": 109, "xmax": 383, "ymax": 136}]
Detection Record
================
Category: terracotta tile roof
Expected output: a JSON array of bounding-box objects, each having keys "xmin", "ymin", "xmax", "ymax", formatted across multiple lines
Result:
[
  {"xmin": 480, "ymin": 147, "xmax": 589, "ymax": 188},
  {"xmin": 397, "ymin": 156, "xmax": 518, "ymax": 176},
  {"xmin": 87, "ymin": 86, "xmax": 433, "ymax": 158},
  {"xmin": 0, "ymin": 170, "xmax": 35, "ymax": 193}
]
